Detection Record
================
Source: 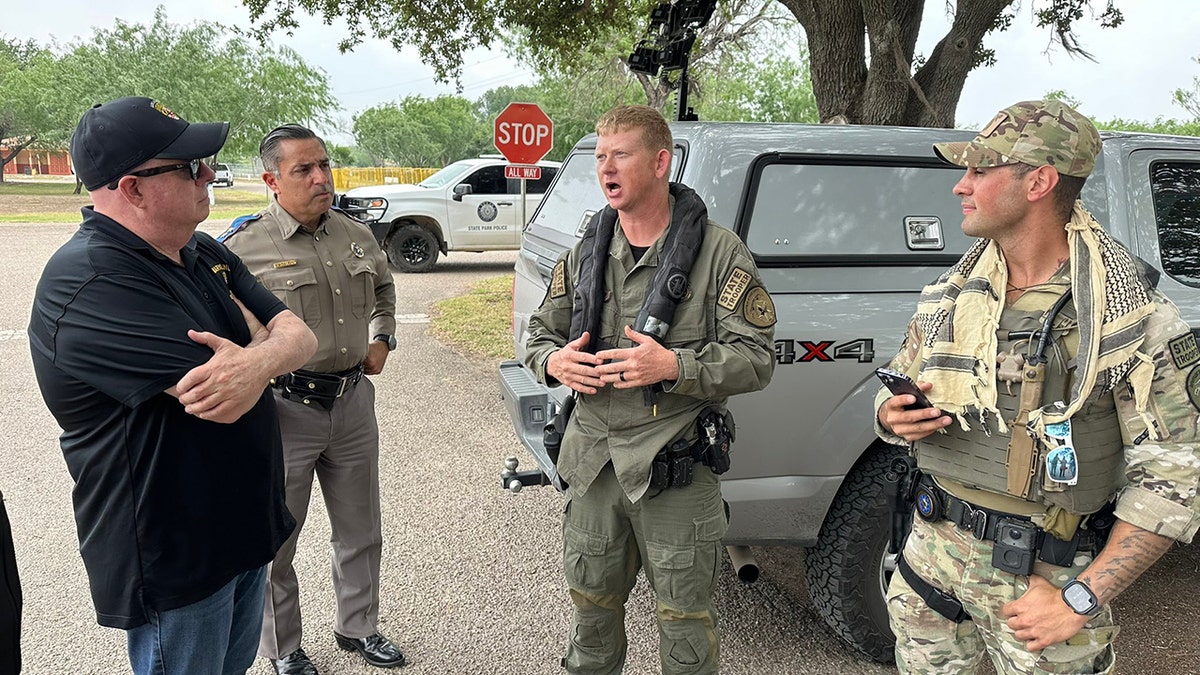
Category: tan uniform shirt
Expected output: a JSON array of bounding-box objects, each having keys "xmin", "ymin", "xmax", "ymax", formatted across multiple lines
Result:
[{"xmin": 223, "ymin": 199, "xmax": 396, "ymax": 372}]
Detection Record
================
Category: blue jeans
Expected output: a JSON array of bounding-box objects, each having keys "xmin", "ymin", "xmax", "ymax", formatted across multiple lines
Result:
[{"xmin": 126, "ymin": 566, "xmax": 267, "ymax": 675}]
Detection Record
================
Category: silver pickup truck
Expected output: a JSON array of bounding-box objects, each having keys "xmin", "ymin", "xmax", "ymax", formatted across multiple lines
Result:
[{"xmin": 497, "ymin": 122, "xmax": 1200, "ymax": 661}]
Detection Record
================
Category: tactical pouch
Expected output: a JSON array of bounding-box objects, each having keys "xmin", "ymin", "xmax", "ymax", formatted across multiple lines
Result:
[{"xmin": 650, "ymin": 439, "xmax": 695, "ymax": 490}]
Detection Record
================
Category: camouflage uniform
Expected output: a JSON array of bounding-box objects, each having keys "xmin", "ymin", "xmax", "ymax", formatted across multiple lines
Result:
[
  {"xmin": 875, "ymin": 101, "xmax": 1200, "ymax": 675},
  {"xmin": 525, "ymin": 204, "xmax": 776, "ymax": 675}
]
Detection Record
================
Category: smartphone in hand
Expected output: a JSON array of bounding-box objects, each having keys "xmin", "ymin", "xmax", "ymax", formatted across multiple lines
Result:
[{"xmin": 874, "ymin": 367, "xmax": 936, "ymax": 411}]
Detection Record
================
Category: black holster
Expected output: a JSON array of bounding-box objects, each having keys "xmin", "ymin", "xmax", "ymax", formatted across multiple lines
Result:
[
  {"xmin": 885, "ymin": 454, "xmax": 919, "ymax": 555},
  {"xmin": 697, "ymin": 407, "xmax": 735, "ymax": 475}
]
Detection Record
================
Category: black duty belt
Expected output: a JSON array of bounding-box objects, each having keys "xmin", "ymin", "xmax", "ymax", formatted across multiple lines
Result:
[
  {"xmin": 914, "ymin": 477, "xmax": 1108, "ymax": 570},
  {"xmin": 272, "ymin": 365, "xmax": 364, "ymax": 410}
]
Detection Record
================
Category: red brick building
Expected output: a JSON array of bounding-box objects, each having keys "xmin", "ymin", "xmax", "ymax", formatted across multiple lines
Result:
[{"xmin": 1, "ymin": 144, "xmax": 73, "ymax": 177}]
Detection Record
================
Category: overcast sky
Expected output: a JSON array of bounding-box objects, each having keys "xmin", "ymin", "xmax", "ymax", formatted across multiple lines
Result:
[{"xmin": 6, "ymin": 0, "xmax": 1199, "ymax": 135}]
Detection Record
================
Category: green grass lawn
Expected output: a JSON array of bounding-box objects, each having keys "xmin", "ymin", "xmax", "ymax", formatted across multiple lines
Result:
[
  {"xmin": 0, "ymin": 181, "xmax": 77, "ymax": 196},
  {"xmin": 0, "ymin": 180, "xmax": 270, "ymax": 223},
  {"xmin": 429, "ymin": 275, "xmax": 515, "ymax": 361}
]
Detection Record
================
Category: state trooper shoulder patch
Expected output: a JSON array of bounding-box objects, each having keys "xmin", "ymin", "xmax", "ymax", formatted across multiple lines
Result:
[
  {"xmin": 1168, "ymin": 333, "xmax": 1200, "ymax": 370},
  {"xmin": 550, "ymin": 260, "xmax": 567, "ymax": 299},
  {"xmin": 718, "ymin": 268, "xmax": 753, "ymax": 311},
  {"xmin": 743, "ymin": 286, "xmax": 776, "ymax": 327}
]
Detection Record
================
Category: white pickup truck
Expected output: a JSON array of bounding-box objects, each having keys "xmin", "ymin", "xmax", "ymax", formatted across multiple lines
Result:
[{"xmin": 338, "ymin": 156, "xmax": 561, "ymax": 272}]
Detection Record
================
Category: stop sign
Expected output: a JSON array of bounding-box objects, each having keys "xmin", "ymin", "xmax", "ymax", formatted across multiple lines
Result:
[{"xmin": 494, "ymin": 103, "xmax": 554, "ymax": 165}]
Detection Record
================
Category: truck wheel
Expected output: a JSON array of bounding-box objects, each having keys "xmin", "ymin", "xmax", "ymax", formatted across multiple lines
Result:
[
  {"xmin": 804, "ymin": 444, "xmax": 904, "ymax": 663},
  {"xmin": 387, "ymin": 224, "xmax": 440, "ymax": 273}
]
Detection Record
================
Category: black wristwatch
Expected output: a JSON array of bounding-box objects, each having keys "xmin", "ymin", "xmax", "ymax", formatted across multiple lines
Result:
[
  {"xmin": 373, "ymin": 334, "xmax": 397, "ymax": 351},
  {"xmin": 1061, "ymin": 579, "xmax": 1101, "ymax": 617}
]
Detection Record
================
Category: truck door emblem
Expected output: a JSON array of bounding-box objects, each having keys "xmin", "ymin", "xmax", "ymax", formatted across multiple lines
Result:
[{"xmin": 478, "ymin": 201, "xmax": 498, "ymax": 222}]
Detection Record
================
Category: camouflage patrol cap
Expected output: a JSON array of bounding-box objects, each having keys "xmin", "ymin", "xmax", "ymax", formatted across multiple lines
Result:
[{"xmin": 933, "ymin": 100, "xmax": 1101, "ymax": 178}]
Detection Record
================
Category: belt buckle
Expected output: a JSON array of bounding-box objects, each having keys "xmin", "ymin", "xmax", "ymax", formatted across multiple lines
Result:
[
  {"xmin": 962, "ymin": 503, "xmax": 989, "ymax": 540},
  {"xmin": 335, "ymin": 375, "xmax": 349, "ymax": 398}
]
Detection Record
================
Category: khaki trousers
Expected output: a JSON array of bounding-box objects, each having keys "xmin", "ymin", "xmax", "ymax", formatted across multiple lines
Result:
[{"xmin": 258, "ymin": 378, "xmax": 383, "ymax": 659}]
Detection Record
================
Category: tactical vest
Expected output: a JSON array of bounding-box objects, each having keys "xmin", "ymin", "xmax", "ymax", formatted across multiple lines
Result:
[{"xmin": 916, "ymin": 297, "xmax": 1125, "ymax": 515}]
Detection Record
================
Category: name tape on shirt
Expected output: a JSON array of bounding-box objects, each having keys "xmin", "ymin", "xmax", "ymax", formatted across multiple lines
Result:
[{"xmin": 273, "ymin": 260, "xmax": 298, "ymax": 269}]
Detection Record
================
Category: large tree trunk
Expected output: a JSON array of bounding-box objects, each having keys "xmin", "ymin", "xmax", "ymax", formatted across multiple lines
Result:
[
  {"xmin": 779, "ymin": 0, "xmax": 867, "ymax": 123},
  {"xmin": 859, "ymin": 0, "xmax": 925, "ymax": 125},
  {"xmin": 780, "ymin": 0, "xmax": 1017, "ymax": 128},
  {"xmin": 907, "ymin": 0, "xmax": 1015, "ymax": 127}
]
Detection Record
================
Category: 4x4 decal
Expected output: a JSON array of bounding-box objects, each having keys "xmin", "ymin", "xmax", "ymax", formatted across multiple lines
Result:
[{"xmin": 775, "ymin": 338, "xmax": 875, "ymax": 364}]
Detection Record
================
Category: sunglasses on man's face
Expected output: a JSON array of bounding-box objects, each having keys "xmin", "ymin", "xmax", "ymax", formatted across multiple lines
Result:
[{"xmin": 107, "ymin": 158, "xmax": 203, "ymax": 190}]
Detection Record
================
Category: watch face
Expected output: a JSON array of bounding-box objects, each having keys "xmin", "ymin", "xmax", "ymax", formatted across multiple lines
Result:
[{"xmin": 1063, "ymin": 581, "xmax": 1096, "ymax": 613}]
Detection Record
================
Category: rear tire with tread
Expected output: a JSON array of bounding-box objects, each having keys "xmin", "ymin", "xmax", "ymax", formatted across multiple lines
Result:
[
  {"xmin": 387, "ymin": 224, "xmax": 440, "ymax": 273},
  {"xmin": 804, "ymin": 444, "xmax": 905, "ymax": 663}
]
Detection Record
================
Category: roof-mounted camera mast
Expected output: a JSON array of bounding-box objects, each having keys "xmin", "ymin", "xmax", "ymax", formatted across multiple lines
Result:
[{"xmin": 627, "ymin": 0, "xmax": 718, "ymax": 122}]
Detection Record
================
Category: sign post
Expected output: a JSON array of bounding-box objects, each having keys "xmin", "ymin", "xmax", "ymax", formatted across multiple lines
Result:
[{"xmin": 493, "ymin": 103, "xmax": 554, "ymax": 230}]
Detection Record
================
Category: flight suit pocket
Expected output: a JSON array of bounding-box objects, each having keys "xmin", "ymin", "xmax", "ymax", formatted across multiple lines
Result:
[
  {"xmin": 343, "ymin": 258, "xmax": 375, "ymax": 319},
  {"xmin": 261, "ymin": 266, "xmax": 321, "ymax": 328}
]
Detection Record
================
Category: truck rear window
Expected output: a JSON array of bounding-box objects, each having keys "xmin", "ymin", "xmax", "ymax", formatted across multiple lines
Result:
[
  {"xmin": 742, "ymin": 160, "xmax": 973, "ymax": 260},
  {"xmin": 1151, "ymin": 161, "xmax": 1200, "ymax": 286}
]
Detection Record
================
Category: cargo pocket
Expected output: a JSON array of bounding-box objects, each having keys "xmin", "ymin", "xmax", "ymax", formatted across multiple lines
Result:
[
  {"xmin": 1033, "ymin": 625, "xmax": 1118, "ymax": 675},
  {"xmin": 695, "ymin": 511, "xmax": 727, "ymax": 589},
  {"xmin": 261, "ymin": 266, "xmax": 321, "ymax": 329},
  {"xmin": 563, "ymin": 520, "xmax": 611, "ymax": 594},
  {"xmin": 570, "ymin": 611, "xmax": 607, "ymax": 650},
  {"xmin": 661, "ymin": 620, "xmax": 710, "ymax": 669}
]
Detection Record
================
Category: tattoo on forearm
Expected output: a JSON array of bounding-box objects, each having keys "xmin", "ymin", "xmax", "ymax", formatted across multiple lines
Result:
[{"xmin": 1084, "ymin": 526, "xmax": 1173, "ymax": 603}]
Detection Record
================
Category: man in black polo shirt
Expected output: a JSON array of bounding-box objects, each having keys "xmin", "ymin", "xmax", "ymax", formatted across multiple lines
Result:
[{"xmin": 28, "ymin": 97, "xmax": 318, "ymax": 675}]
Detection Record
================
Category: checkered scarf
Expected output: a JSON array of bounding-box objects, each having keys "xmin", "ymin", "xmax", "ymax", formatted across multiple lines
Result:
[{"xmin": 914, "ymin": 202, "xmax": 1157, "ymax": 443}]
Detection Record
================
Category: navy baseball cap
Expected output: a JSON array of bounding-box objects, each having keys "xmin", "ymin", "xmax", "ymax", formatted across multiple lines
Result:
[{"xmin": 70, "ymin": 97, "xmax": 230, "ymax": 191}]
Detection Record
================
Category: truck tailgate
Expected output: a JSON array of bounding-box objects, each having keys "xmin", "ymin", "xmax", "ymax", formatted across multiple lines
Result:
[{"xmin": 497, "ymin": 360, "xmax": 568, "ymax": 490}]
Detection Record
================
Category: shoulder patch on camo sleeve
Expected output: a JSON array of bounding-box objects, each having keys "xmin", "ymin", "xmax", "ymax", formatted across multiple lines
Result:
[
  {"xmin": 743, "ymin": 286, "xmax": 777, "ymax": 327},
  {"xmin": 718, "ymin": 267, "xmax": 753, "ymax": 311},
  {"xmin": 1168, "ymin": 333, "xmax": 1200, "ymax": 370},
  {"xmin": 1186, "ymin": 367, "xmax": 1200, "ymax": 411},
  {"xmin": 550, "ymin": 259, "xmax": 567, "ymax": 299}
]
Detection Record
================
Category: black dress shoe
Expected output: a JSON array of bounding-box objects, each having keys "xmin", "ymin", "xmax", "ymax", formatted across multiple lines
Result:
[
  {"xmin": 270, "ymin": 648, "xmax": 320, "ymax": 675},
  {"xmin": 334, "ymin": 632, "xmax": 407, "ymax": 668}
]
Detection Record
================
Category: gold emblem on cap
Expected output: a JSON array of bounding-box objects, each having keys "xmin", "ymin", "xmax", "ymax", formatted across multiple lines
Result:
[
  {"xmin": 150, "ymin": 100, "xmax": 180, "ymax": 120},
  {"xmin": 351, "ymin": 242, "xmax": 365, "ymax": 258}
]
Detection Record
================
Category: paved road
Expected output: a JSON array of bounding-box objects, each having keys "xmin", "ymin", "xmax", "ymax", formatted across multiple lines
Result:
[{"xmin": 5, "ymin": 221, "xmax": 1199, "ymax": 674}]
